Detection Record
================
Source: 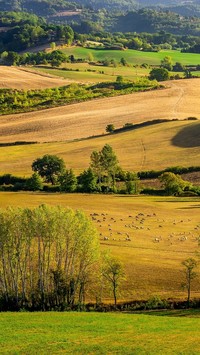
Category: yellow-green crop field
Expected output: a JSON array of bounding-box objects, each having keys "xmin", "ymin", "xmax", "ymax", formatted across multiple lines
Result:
[{"xmin": 33, "ymin": 63, "xmax": 151, "ymax": 83}]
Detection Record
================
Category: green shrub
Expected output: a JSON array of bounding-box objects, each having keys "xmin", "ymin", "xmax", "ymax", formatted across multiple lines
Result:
[{"xmin": 146, "ymin": 296, "xmax": 169, "ymax": 310}]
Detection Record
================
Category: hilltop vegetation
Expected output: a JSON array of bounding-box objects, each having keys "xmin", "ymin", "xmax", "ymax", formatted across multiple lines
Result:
[
  {"xmin": 113, "ymin": 9, "xmax": 200, "ymax": 35},
  {"xmin": 0, "ymin": 12, "xmax": 74, "ymax": 51},
  {"xmin": 0, "ymin": 0, "xmax": 78, "ymax": 15}
]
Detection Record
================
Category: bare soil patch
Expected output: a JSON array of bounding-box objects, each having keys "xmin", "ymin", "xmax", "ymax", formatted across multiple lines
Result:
[{"xmin": 0, "ymin": 78, "xmax": 200, "ymax": 143}]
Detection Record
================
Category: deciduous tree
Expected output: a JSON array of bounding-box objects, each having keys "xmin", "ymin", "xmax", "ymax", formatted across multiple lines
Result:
[
  {"xmin": 59, "ymin": 169, "xmax": 77, "ymax": 192},
  {"xmin": 182, "ymin": 258, "xmax": 198, "ymax": 306},
  {"xmin": 149, "ymin": 67, "xmax": 170, "ymax": 81},
  {"xmin": 102, "ymin": 254, "xmax": 125, "ymax": 306},
  {"xmin": 32, "ymin": 154, "xmax": 66, "ymax": 185}
]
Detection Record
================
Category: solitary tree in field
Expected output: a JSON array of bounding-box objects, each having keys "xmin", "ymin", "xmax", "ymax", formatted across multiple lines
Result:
[
  {"xmin": 106, "ymin": 124, "xmax": 115, "ymax": 133},
  {"xmin": 87, "ymin": 52, "xmax": 94, "ymax": 62},
  {"xmin": 161, "ymin": 56, "xmax": 173, "ymax": 71},
  {"xmin": 32, "ymin": 154, "xmax": 66, "ymax": 185},
  {"xmin": 182, "ymin": 258, "xmax": 198, "ymax": 307},
  {"xmin": 149, "ymin": 68, "xmax": 170, "ymax": 81},
  {"xmin": 102, "ymin": 254, "xmax": 125, "ymax": 306},
  {"xmin": 120, "ymin": 57, "xmax": 127, "ymax": 66}
]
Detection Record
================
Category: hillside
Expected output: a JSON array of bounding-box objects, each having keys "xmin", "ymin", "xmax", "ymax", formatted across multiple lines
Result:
[
  {"xmin": 0, "ymin": 79, "xmax": 199, "ymax": 145},
  {"xmin": 113, "ymin": 9, "xmax": 200, "ymax": 35},
  {"xmin": 0, "ymin": 120, "xmax": 200, "ymax": 178},
  {"xmin": 0, "ymin": 66, "xmax": 71, "ymax": 90}
]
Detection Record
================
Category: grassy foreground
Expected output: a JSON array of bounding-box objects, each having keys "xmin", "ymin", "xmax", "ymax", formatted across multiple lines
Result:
[{"xmin": 0, "ymin": 311, "xmax": 200, "ymax": 354}]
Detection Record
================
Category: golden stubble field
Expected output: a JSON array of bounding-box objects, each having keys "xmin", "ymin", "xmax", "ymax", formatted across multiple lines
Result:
[
  {"xmin": 0, "ymin": 78, "xmax": 200, "ymax": 143},
  {"xmin": 0, "ymin": 120, "xmax": 200, "ymax": 176},
  {"xmin": 0, "ymin": 66, "xmax": 70, "ymax": 90},
  {"xmin": 0, "ymin": 192, "xmax": 200, "ymax": 301}
]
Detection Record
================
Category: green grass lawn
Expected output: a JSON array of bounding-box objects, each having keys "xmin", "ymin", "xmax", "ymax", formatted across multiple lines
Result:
[
  {"xmin": 0, "ymin": 312, "xmax": 200, "ymax": 354},
  {"xmin": 61, "ymin": 47, "xmax": 200, "ymax": 66}
]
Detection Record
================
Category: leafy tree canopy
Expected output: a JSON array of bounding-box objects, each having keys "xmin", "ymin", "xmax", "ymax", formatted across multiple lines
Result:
[{"xmin": 32, "ymin": 154, "xmax": 66, "ymax": 185}]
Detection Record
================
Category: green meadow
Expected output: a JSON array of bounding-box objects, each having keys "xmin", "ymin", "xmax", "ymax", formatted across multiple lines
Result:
[
  {"xmin": 0, "ymin": 312, "xmax": 200, "ymax": 354},
  {"xmin": 33, "ymin": 48, "xmax": 200, "ymax": 83},
  {"xmin": 61, "ymin": 47, "xmax": 200, "ymax": 66},
  {"xmin": 34, "ymin": 63, "xmax": 150, "ymax": 83}
]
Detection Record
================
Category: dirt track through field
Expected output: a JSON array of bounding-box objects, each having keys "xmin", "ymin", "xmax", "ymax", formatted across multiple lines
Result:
[{"xmin": 0, "ymin": 78, "xmax": 200, "ymax": 143}]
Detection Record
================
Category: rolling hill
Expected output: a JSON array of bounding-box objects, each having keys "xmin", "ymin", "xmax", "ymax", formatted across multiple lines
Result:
[
  {"xmin": 0, "ymin": 73, "xmax": 200, "ymax": 302},
  {"xmin": 0, "ymin": 78, "xmax": 199, "ymax": 145},
  {"xmin": 0, "ymin": 66, "xmax": 71, "ymax": 90}
]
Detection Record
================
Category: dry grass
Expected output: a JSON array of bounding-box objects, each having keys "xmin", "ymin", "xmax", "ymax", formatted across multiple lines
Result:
[
  {"xmin": 0, "ymin": 192, "xmax": 200, "ymax": 301},
  {"xmin": 0, "ymin": 120, "xmax": 200, "ymax": 176},
  {"xmin": 0, "ymin": 66, "xmax": 71, "ymax": 90},
  {"xmin": 0, "ymin": 78, "xmax": 199, "ymax": 143}
]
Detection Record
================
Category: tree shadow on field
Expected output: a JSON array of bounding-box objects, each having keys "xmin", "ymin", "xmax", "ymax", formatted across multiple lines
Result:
[
  {"xmin": 171, "ymin": 122, "xmax": 200, "ymax": 148},
  {"xmin": 179, "ymin": 205, "xmax": 200, "ymax": 209}
]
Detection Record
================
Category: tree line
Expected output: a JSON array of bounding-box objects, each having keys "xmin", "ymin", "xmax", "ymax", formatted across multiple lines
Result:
[
  {"xmin": 0, "ymin": 78, "xmax": 159, "ymax": 116},
  {"xmin": 1, "ymin": 144, "xmax": 200, "ymax": 196},
  {"xmin": 0, "ymin": 10, "xmax": 200, "ymax": 55}
]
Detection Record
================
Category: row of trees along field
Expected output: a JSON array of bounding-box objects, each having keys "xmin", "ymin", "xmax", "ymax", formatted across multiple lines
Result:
[
  {"xmin": 22, "ymin": 145, "xmax": 139, "ymax": 194},
  {"xmin": 0, "ymin": 79, "xmax": 159, "ymax": 115},
  {"xmin": 1, "ymin": 144, "xmax": 200, "ymax": 196},
  {"xmin": 0, "ymin": 204, "xmax": 125, "ymax": 311}
]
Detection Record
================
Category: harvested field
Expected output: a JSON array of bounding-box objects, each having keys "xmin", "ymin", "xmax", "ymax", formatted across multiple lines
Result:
[
  {"xmin": 0, "ymin": 120, "xmax": 200, "ymax": 176},
  {"xmin": 0, "ymin": 78, "xmax": 199, "ymax": 143},
  {"xmin": 0, "ymin": 66, "xmax": 70, "ymax": 90},
  {"xmin": 1, "ymin": 192, "xmax": 200, "ymax": 300}
]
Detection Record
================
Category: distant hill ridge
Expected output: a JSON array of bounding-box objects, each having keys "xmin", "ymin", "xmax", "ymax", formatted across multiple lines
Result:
[{"xmin": 1, "ymin": 0, "xmax": 200, "ymax": 14}]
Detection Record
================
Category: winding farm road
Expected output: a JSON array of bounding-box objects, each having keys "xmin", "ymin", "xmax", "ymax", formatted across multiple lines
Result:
[{"xmin": 0, "ymin": 78, "xmax": 199, "ymax": 143}]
